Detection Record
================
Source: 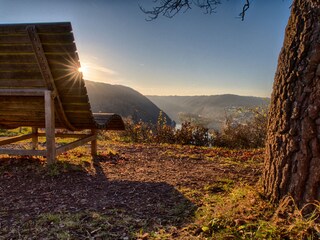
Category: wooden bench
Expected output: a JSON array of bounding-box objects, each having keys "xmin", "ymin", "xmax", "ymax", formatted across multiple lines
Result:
[{"xmin": 0, "ymin": 22, "xmax": 125, "ymax": 164}]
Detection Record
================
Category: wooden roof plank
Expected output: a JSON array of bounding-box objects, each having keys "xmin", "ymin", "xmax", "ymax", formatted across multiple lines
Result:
[
  {"xmin": 0, "ymin": 54, "xmax": 37, "ymax": 63},
  {"xmin": 43, "ymin": 44, "xmax": 77, "ymax": 53},
  {"xmin": 0, "ymin": 96, "xmax": 43, "ymax": 102},
  {"xmin": 0, "ymin": 63, "xmax": 39, "ymax": 71},
  {"xmin": 0, "ymin": 33, "xmax": 74, "ymax": 44},
  {"xmin": 0, "ymin": 79, "xmax": 45, "ymax": 87},
  {"xmin": 0, "ymin": 44, "xmax": 33, "ymax": 53},
  {"xmin": 0, "ymin": 71, "xmax": 42, "ymax": 79},
  {"xmin": 0, "ymin": 22, "xmax": 72, "ymax": 34},
  {"xmin": 0, "ymin": 43, "xmax": 77, "ymax": 54}
]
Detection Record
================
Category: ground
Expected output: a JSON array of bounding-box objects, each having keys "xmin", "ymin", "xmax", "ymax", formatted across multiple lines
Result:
[{"xmin": 0, "ymin": 138, "xmax": 267, "ymax": 239}]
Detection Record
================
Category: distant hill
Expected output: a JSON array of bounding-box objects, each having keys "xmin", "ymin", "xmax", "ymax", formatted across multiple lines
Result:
[
  {"xmin": 85, "ymin": 80, "xmax": 173, "ymax": 125},
  {"xmin": 147, "ymin": 95, "xmax": 269, "ymax": 129}
]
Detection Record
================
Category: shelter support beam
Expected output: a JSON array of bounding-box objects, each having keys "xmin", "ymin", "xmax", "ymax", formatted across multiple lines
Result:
[
  {"xmin": 32, "ymin": 127, "xmax": 38, "ymax": 150},
  {"xmin": 45, "ymin": 90, "xmax": 56, "ymax": 164},
  {"xmin": 91, "ymin": 129, "xmax": 97, "ymax": 157}
]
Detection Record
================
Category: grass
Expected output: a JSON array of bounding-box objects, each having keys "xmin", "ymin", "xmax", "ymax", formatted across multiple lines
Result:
[
  {"xmin": 9, "ymin": 210, "xmax": 137, "ymax": 239},
  {"xmin": 0, "ymin": 127, "xmax": 31, "ymax": 137},
  {"xmin": 0, "ymin": 129, "xmax": 319, "ymax": 239},
  {"xmin": 156, "ymin": 185, "xmax": 320, "ymax": 239}
]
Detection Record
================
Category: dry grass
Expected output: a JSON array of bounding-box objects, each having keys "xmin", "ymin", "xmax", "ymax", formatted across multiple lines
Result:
[{"xmin": 0, "ymin": 129, "xmax": 319, "ymax": 239}]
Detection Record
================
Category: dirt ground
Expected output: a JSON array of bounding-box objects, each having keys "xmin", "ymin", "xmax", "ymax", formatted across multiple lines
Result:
[{"xmin": 0, "ymin": 141, "xmax": 264, "ymax": 239}]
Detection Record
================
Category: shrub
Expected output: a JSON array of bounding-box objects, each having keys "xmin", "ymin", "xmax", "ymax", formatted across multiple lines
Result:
[
  {"xmin": 154, "ymin": 111, "xmax": 175, "ymax": 144},
  {"xmin": 117, "ymin": 108, "xmax": 267, "ymax": 149},
  {"xmin": 175, "ymin": 122, "xmax": 193, "ymax": 145},
  {"xmin": 192, "ymin": 124, "xmax": 212, "ymax": 146},
  {"xmin": 120, "ymin": 118, "xmax": 153, "ymax": 143},
  {"xmin": 175, "ymin": 122, "xmax": 212, "ymax": 146},
  {"xmin": 119, "ymin": 113, "xmax": 213, "ymax": 146},
  {"xmin": 213, "ymin": 107, "xmax": 268, "ymax": 149}
]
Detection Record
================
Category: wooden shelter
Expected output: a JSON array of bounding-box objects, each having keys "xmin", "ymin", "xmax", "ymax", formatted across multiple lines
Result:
[{"xmin": 0, "ymin": 22, "xmax": 125, "ymax": 164}]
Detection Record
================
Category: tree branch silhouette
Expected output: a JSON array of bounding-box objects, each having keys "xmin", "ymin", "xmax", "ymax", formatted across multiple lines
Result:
[
  {"xmin": 238, "ymin": 0, "xmax": 250, "ymax": 21},
  {"xmin": 140, "ymin": 0, "xmax": 251, "ymax": 21}
]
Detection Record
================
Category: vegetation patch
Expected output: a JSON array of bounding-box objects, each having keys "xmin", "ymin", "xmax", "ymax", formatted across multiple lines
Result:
[
  {"xmin": 119, "ymin": 107, "xmax": 267, "ymax": 149},
  {"xmin": 0, "ymin": 132, "xmax": 318, "ymax": 239}
]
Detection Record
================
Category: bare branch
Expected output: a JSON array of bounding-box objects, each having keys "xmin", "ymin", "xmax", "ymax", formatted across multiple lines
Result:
[
  {"xmin": 140, "ymin": 0, "xmax": 251, "ymax": 21},
  {"xmin": 238, "ymin": 0, "xmax": 250, "ymax": 21},
  {"xmin": 140, "ymin": 0, "xmax": 192, "ymax": 21},
  {"xmin": 194, "ymin": 0, "xmax": 221, "ymax": 14}
]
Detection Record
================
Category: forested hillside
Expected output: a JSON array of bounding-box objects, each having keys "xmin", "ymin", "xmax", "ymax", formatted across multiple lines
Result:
[
  {"xmin": 85, "ymin": 80, "xmax": 173, "ymax": 125},
  {"xmin": 147, "ymin": 95, "xmax": 269, "ymax": 129}
]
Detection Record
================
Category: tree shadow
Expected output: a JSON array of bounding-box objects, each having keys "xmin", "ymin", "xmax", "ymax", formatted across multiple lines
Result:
[{"xmin": 0, "ymin": 156, "xmax": 196, "ymax": 238}]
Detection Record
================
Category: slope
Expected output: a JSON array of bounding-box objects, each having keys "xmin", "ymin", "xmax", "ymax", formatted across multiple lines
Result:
[
  {"xmin": 85, "ymin": 80, "xmax": 173, "ymax": 125},
  {"xmin": 147, "ymin": 95, "xmax": 269, "ymax": 129}
]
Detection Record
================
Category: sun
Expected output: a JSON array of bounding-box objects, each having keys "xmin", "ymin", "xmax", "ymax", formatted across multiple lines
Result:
[{"xmin": 78, "ymin": 64, "xmax": 89, "ymax": 76}]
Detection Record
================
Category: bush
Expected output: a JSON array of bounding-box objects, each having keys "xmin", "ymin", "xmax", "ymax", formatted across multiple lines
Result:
[
  {"xmin": 120, "ymin": 118, "xmax": 153, "ymax": 143},
  {"xmin": 118, "ymin": 108, "xmax": 267, "ymax": 149},
  {"xmin": 213, "ymin": 107, "xmax": 268, "ymax": 149},
  {"xmin": 175, "ymin": 122, "xmax": 212, "ymax": 146},
  {"xmin": 119, "ymin": 113, "xmax": 213, "ymax": 146},
  {"xmin": 175, "ymin": 122, "xmax": 193, "ymax": 145},
  {"xmin": 154, "ymin": 111, "xmax": 175, "ymax": 144}
]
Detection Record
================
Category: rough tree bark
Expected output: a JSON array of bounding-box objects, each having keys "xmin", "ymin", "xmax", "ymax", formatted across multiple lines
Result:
[{"xmin": 263, "ymin": 0, "xmax": 320, "ymax": 208}]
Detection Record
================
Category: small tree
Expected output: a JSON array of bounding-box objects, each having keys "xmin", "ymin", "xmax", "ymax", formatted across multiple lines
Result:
[
  {"xmin": 155, "ymin": 111, "xmax": 175, "ymax": 143},
  {"xmin": 121, "ymin": 117, "xmax": 153, "ymax": 143}
]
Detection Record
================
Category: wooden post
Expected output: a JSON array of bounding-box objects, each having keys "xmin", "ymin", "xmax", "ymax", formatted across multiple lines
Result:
[
  {"xmin": 44, "ymin": 90, "xmax": 56, "ymax": 164},
  {"xmin": 91, "ymin": 129, "xmax": 97, "ymax": 158},
  {"xmin": 32, "ymin": 127, "xmax": 38, "ymax": 150}
]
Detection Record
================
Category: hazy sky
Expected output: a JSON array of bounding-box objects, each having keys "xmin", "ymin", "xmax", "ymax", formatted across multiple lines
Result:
[{"xmin": 0, "ymin": 0, "xmax": 292, "ymax": 97}]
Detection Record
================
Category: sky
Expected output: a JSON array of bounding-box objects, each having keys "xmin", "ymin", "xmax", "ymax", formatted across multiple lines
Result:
[{"xmin": 0, "ymin": 0, "xmax": 292, "ymax": 97}]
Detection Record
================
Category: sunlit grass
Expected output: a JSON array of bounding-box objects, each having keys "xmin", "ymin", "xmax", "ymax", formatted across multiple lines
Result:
[
  {"xmin": 0, "ymin": 127, "xmax": 31, "ymax": 137},
  {"xmin": 0, "ymin": 130, "xmax": 319, "ymax": 239}
]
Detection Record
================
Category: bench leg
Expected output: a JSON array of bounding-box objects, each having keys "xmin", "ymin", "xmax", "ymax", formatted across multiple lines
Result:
[
  {"xmin": 45, "ymin": 90, "xmax": 56, "ymax": 164},
  {"xmin": 32, "ymin": 127, "xmax": 38, "ymax": 150},
  {"xmin": 91, "ymin": 129, "xmax": 97, "ymax": 158}
]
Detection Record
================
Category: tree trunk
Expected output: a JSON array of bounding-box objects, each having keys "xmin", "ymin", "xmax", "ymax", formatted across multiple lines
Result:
[{"xmin": 263, "ymin": 0, "xmax": 320, "ymax": 208}]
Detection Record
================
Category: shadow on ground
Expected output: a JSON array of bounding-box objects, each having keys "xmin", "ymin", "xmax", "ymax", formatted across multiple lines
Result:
[{"xmin": 0, "ymin": 156, "xmax": 196, "ymax": 239}]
